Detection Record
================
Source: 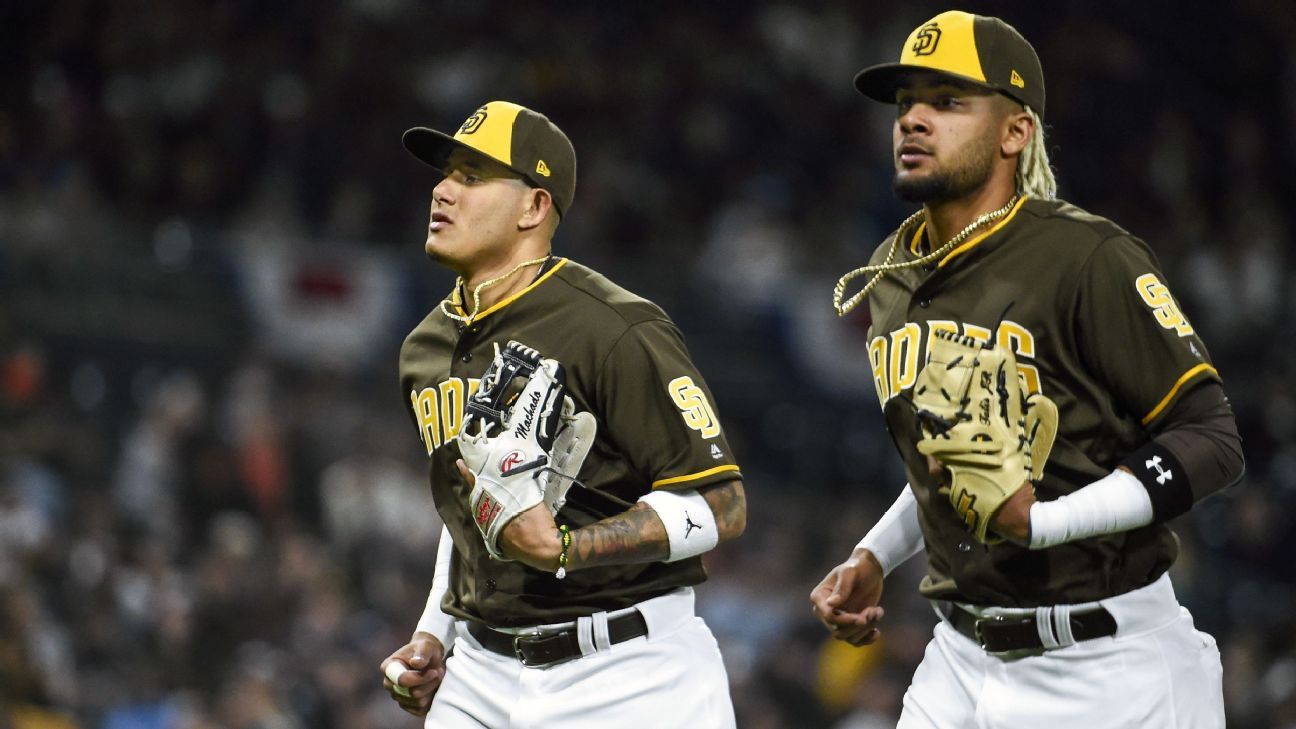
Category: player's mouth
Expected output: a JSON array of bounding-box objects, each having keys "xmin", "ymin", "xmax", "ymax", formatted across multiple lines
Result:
[
  {"xmin": 430, "ymin": 211, "xmax": 453, "ymax": 232},
  {"xmin": 897, "ymin": 143, "xmax": 932, "ymax": 167}
]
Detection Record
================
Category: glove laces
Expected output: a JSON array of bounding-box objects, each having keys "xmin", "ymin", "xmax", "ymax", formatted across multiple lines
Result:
[{"xmin": 833, "ymin": 195, "xmax": 1022, "ymax": 317}]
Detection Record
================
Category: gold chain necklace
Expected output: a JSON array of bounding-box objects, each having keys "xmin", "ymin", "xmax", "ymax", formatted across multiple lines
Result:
[
  {"xmin": 832, "ymin": 195, "xmax": 1021, "ymax": 317},
  {"xmin": 440, "ymin": 255, "xmax": 551, "ymax": 324}
]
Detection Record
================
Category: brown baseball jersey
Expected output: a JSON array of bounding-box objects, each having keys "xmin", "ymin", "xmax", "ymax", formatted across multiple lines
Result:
[
  {"xmin": 400, "ymin": 257, "xmax": 742, "ymax": 627},
  {"xmin": 865, "ymin": 197, "xmax": 1222, "ymax": 607}
]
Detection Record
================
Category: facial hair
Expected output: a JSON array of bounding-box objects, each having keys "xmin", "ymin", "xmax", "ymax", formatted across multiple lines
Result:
[{"xmin": 893, "ymin": 128, "xmax": 998, "ymax": 204}]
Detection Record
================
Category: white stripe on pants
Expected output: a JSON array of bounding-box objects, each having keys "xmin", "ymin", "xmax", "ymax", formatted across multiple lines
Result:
[
  {"xmin": 425, "ymin": 588, "xmax": 736, "ymax": 729},
  {"xmin": 898, "ymin": 574, "xmax": 1224, "ymax": 729}
]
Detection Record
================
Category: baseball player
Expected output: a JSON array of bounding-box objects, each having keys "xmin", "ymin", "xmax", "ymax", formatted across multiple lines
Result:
[
  {"xmin": 380, "ymin": 100, "xmax": 744, "ymax": 728},
  {"xmin": 809, "ymin": 11, "xmax": 1243, "ymax": 728}
]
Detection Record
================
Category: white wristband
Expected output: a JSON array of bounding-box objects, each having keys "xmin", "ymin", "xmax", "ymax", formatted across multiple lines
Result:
[
  {"xmin": 856, "ymin": 484, "xmax": 925, "ymax": 576},
  {"xmin": 1029, "ymin": 469, "xmax": 1154, "ymax": 549},
  {"xmin": 638, "ymin": 489, "xmax": 719, "ymax": 562},
  {"xmin": 414, "ymin": 525, "xmax": 456, "ymax": 645}
]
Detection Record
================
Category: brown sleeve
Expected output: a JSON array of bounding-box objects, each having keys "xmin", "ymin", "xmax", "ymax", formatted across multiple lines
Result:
[
  {"xmin": 1075, "ymin": 235, "xmax": 1221, "ymax": 427},
  {"xmin": 594, "ymin": 320, "xmax": 742, "ymax": 491},
  {"xmin": 1120, "ymin": 380, "xmax": 1245, "ymax": 522}
]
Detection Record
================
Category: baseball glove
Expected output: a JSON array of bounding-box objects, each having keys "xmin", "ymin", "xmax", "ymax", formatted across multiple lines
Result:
[
  {"xmin": 910, "ymin": 330, "xmax": 1058, "ymax": 542},
  {"xmin": 458, "ymin": 341, "xmax": 596, "ymax": 559}
]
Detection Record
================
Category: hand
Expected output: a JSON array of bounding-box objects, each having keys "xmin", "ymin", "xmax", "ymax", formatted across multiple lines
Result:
[
  {"xmin": 457, "ymin": 459, "xmax": 562, "ymax": 571},
  {"xmin": 929, "ymin": 455, "xmax": 1034, "ymax": 544},
  {"xmin": 809, "ymin": 549, "xmax": 885, "ymax": 646},
  {"xmin": 380, "ymin": 632, "xmax": 446, "ymax": 717},
  {"xmin": 988, "ymin": 482, "xmax": 1035, "ymax": 543}
]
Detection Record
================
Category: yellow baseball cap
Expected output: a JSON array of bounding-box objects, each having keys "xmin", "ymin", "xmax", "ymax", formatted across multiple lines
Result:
[
  {"xmin": 403, "ymin": 101, "xmax": 577, "ymax": 216},
  {"xmin": 855, "ymin": 11, "xmax": 1045, "ymax": 117}
]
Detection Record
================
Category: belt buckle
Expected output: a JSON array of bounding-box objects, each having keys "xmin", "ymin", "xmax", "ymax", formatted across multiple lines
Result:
[
  {"xmin": 973, "ymin": 614, "xmax": 1008, "ymax": 649},
  {"xmin": 513, "ymin": 629, "xmax": 572, "ymax": 669}
]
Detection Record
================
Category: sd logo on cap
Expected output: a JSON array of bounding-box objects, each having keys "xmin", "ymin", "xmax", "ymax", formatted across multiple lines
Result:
[{"xmin": 403, "ymin": 101, "xmax": 577, "ymax": 217}]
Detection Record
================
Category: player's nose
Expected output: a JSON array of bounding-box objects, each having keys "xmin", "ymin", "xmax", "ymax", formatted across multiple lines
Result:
[
  {"xmin": 432, "ymin": 177, "xmax": 456, "ymax": 206},
  {"xmin": 897, "ymin": 104, "xmax": 931, "ymax": 135}
]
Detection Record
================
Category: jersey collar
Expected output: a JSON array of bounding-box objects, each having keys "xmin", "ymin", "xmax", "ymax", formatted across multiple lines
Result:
[
  {"xmin": 907, "ymin": 196, "xmax": 1030, "ymax": 268},
  {"xmin": 446, "ymin": 257, "xmax": 569, "ymax": 322}
]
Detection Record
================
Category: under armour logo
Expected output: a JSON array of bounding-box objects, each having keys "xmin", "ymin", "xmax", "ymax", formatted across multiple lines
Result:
[
  {"xmin": 1145, "ymin": 455, "xmax": 1173, "ymax": 485},
  {"xmin": 683, "ymin": 512, "xmax": 703, "ymax": 539}
]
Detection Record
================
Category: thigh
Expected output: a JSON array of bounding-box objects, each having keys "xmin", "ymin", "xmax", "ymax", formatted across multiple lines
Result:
[
  {"xmin": 424, "ymin": 637, "xmax": 518, "ymax": 729},
  {"xmin": 897, "ymin": 622, "xmax": 982, "ymax": 729},
  {"xmin": 1156, "ymin": 609, "xmax": 1224, "ymax": 729},
  {"xmin": 986, "ymin": 609, "xmax": 1223, "ymax": 729},
  {"xmin": 527, "ymin": 617, "xmax": 736, "ymax": 729}
]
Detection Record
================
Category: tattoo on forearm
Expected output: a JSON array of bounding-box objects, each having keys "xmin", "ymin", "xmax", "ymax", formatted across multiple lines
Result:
[
  {"xmin": 568, "ymin": 480, "xmax": 746, "ymax": 571},
  {"xmin": 701, "ymin": 480, "xmax": 746, "ymax": 540},
  {"xmin": 570, "ymin": 503, "xmax": 668, "ymax": 569}
]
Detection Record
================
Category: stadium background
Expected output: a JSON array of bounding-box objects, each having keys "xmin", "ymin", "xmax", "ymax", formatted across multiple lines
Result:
[{"xmin": 3, "ymin": 1, "xmax": 1294, "ymax": 727}]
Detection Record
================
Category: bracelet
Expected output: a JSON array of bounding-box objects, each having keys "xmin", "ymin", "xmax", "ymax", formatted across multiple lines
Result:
[{"xmin": 555, "ymin": 524, "xmax": 572, "ymax": 579}]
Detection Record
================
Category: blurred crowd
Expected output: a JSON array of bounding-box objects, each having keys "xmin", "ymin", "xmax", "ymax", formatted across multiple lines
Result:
[{"xmin": 3, "ymin": 1, "xmax": 1296, "ymax": 727}]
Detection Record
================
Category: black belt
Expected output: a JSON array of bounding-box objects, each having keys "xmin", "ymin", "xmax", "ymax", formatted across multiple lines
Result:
[
  {"xmin": 939, "ymin": 601, "xmax": 1117, "ymax": 653},
  {"xmin": 465, "ymin": 610, "xmax": 649, "ymax": 668}
]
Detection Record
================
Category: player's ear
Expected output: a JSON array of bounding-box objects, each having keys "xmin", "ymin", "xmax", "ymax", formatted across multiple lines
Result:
[
  {"xmin": 518, "ymin": 187, "xmax": 555, "ymax": 233},
  {"xmin": 1001, "ymin": 105, "xmax": 1034, "ymax": 157}
]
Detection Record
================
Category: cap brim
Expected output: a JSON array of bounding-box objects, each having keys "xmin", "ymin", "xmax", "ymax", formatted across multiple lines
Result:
[
  {"xmin": 854, "ymin": 62, "xmax": 996, "ymax": 103},
  {"xmin": 402, "ymin": 127, "xmax": 506, "ymax": 173}
]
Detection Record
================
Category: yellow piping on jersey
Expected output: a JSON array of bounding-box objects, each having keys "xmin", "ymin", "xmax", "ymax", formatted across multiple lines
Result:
[
  {"xmin": 651, "ymin": 464, "xmax": 741, "ymax": 489},
  {"xmin": 906, "ymin": 196, "xmax": 1030, "ymax": 267},
  {"xmin": 1141, "ymin": 363, "xmax": 1219, "ymax": 425},
  {"xmin": 454, "ymin": 258, "xmax": 570, "ymax": 322}
]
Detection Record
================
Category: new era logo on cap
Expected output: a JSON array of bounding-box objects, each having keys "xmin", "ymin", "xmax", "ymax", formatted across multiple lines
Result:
[{"xmin": 402, "ymin": 101, "xmax": 577, "ymax": 216}]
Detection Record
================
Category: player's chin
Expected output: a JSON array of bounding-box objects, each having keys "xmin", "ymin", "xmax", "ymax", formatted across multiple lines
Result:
[{"xmin": 424, "ymin": 236, "xmax": 456, "ymax": 262}]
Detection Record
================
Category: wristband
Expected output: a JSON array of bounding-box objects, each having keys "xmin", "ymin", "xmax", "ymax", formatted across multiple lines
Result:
[
  {"xmin": 1120, "ymin": 441, "xmax": 1193, "ymax": 522},
  {"xmin": 638, "ymin": 489, "xmax": 719, "ymax": 562}
]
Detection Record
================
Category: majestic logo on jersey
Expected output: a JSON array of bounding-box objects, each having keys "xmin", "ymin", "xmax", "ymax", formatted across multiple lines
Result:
[
  {"xmin": 499, "ymin": 449, "xmax": 526, "ymax": 474},
  {"xmin": 410, "ymin": 377, "xmax": 482, "ymax": 455},
  {"xmin": 912, "ymin": 22, "xmax": 942, "ymax": 56},
  {"xmin": 459, "ymin": 108, "xmax": 488, "ymax": 135},
  {"xmin": 869, "ymin": 320, "xmax": 1042, "ymax": 405},
  {"xmin": 1135, "ymin": 273, "xmax": 1194, "ymax": 337},
  {"xmin": 668, "ymin": 376, "xmax": 721, "ymax": 439},
  {"xmin": 1145, "ymin": 455, "xmax": 1173, "ymax": 485},
  {"xmin": 709, "ymin": 444, "xmax": 724, "ymax": 460}
]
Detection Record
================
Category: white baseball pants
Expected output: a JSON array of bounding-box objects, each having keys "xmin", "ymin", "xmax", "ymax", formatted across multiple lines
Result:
[
  {"xmin": 425, "ymin": 588, "xmax": 736, "ymax": 729},
  {"xmin": 899, "ymin": 573, "xmax": 1224, "ymax": 729}
]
